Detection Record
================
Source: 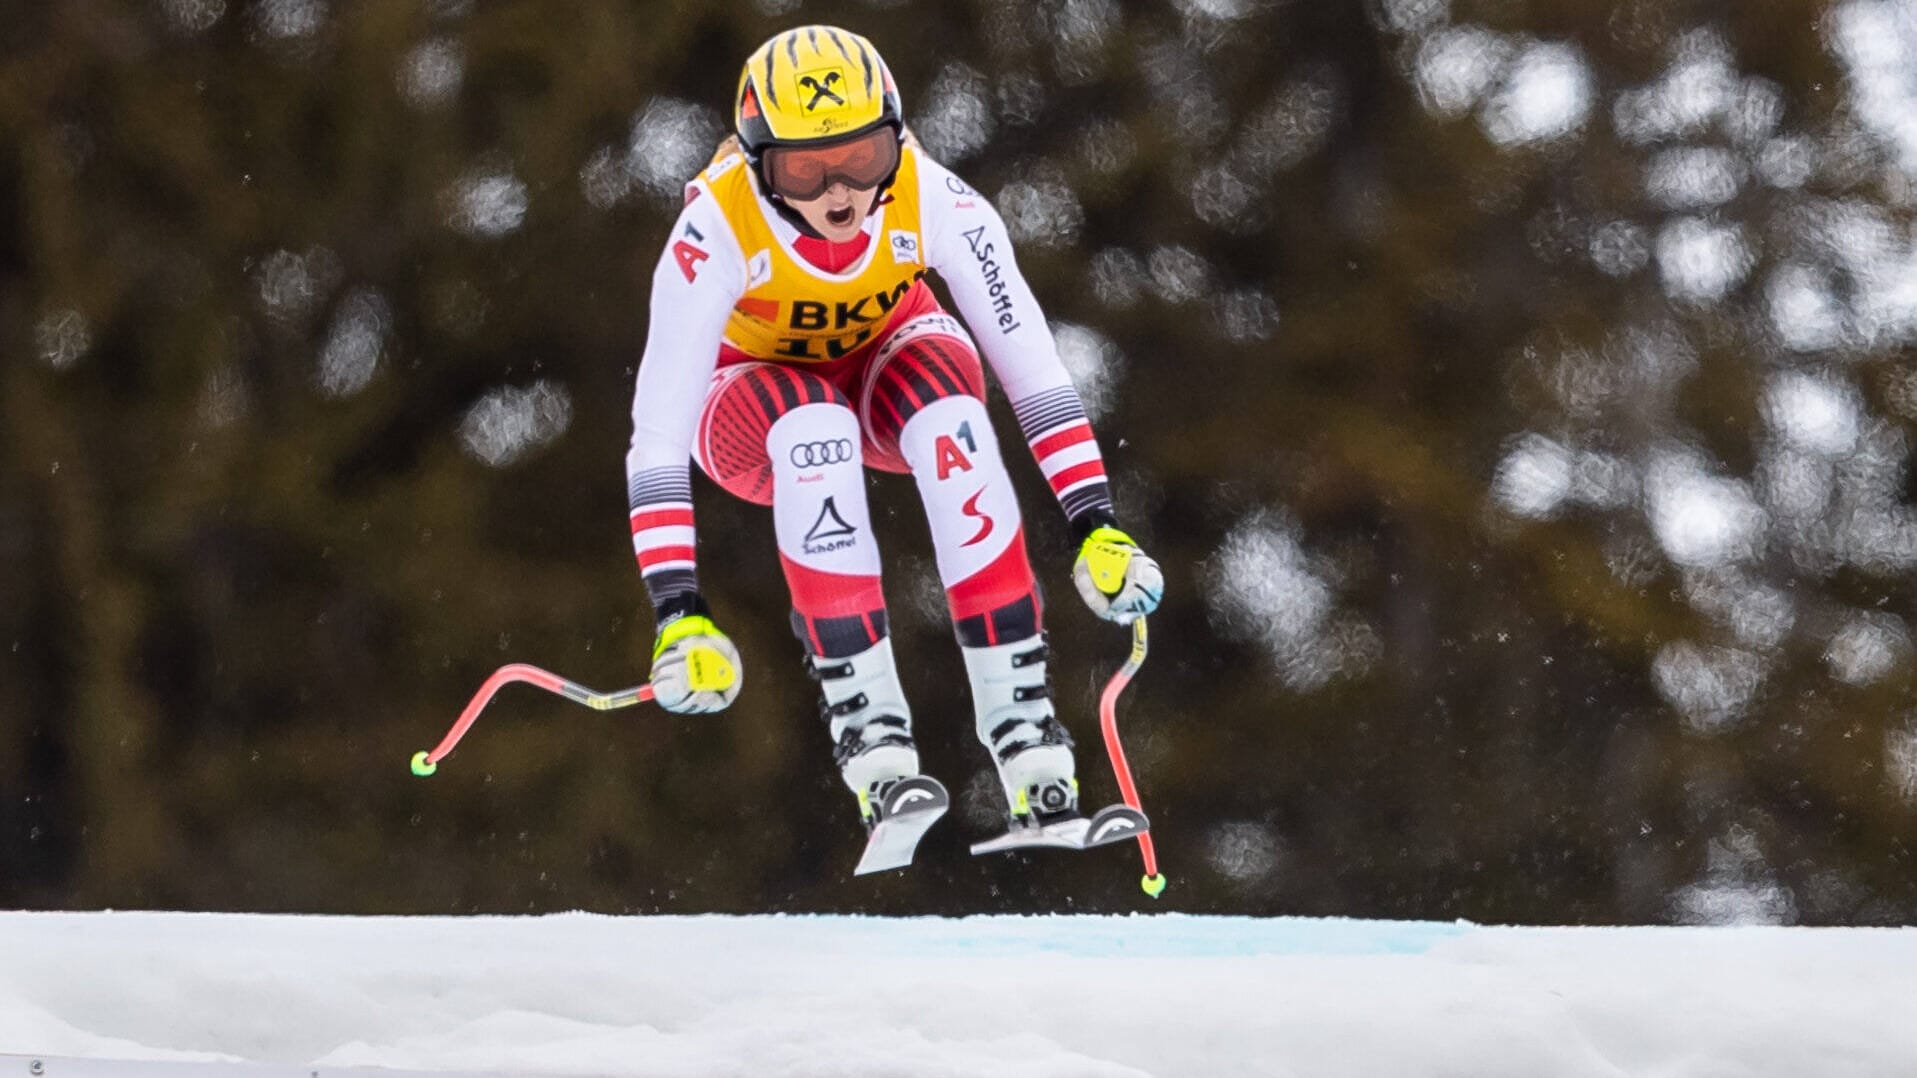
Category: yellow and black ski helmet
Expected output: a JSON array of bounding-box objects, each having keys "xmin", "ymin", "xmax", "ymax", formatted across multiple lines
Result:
[{"xmin": 734, "ymin": 26, "xmax": 903, "ymax": 164}]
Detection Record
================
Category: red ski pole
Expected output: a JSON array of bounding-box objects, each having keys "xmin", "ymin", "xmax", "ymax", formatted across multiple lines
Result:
[
  {"xmin": 410, "ymin": 664, "xmax": 654, "ymax": 777},
  {"xmin": 1099, "ymin": 617, "xmax": 1164, "ymax": 897}
]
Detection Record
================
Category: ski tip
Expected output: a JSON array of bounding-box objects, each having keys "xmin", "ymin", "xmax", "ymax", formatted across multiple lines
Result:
[
  {"xmin": 410, "ymin": 751, "xmax": 438, "ymax": 777},
  {"xmin": 1141, "ymin": 873, "xmax": 1167, "ymax": 898}
]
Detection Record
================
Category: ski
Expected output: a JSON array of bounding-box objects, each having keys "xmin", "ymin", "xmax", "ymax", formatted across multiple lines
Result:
[
  {"xmin": 969, "ymin": 802, "xmax": 1150, "ymax": 857},
  {"xmin": 853, "ymin": 776, "xmax": 950, "ymax": 875}
]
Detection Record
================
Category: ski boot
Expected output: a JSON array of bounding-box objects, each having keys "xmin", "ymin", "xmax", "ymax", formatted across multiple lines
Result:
[
  {"xmin": 962, "ymin": 635, "xmax": 1148, "ymax": 856},
  {"xmin": 806, "ymin": 636, "xmax": 948, "ymax": 874}
]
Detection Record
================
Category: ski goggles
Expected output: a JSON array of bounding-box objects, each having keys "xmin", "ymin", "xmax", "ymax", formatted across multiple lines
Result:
[{"xmin": 762, "ymin": 126, "xmax": 901, "ymax": 202}]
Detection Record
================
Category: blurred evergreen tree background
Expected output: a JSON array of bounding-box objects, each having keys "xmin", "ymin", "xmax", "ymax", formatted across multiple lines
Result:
[{"xmin": 3, "ymin": 0, "xmax": 1915, "ymax": 923}]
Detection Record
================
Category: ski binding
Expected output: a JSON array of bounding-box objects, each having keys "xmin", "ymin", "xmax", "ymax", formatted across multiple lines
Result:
[
  {"xmin": 969, "ymin": 803, "xmax": 1149, "ymax": 857},
  {"xmin": 854, "ymin": 776, "xmax": 950, "ymax": 875}
]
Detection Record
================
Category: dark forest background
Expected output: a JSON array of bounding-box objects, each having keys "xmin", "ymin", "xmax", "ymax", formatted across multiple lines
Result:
[{"xmin": 4, "ymin": 0, "xmax": 1915, "ymax": 924}]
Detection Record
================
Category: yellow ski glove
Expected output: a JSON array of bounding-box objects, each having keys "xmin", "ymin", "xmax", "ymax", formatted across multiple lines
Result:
[
  {"xmin": 649, "ymin": 614, "xmax": 742, "ymax": 714},
  {"xmin": 1072, "ymin": 526, "xmax": 1164, "ymax": 625}
]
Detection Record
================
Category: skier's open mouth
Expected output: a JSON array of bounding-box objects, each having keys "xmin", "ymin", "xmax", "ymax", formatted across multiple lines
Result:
[{"xmin": 825, "ymin": 206, "xmax": 855, "ymax": 228}]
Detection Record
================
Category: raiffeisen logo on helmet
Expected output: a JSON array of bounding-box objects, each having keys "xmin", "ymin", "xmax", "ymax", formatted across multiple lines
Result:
[{"xmin": 797, "ymin": 67, "xmax": 850, "ymax": 115}]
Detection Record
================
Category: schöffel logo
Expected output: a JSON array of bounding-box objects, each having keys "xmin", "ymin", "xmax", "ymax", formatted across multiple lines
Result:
[
  {"xmin": 790, "ymin": 439, "xmax": 855, "ymax": 468},
  {"xmin": 803, "ymin": 496, "xmax": 858, "ymax": 554},
  {"xmin": 962, "ymin": 225, "xmax": 1024, "ymax": 335}
]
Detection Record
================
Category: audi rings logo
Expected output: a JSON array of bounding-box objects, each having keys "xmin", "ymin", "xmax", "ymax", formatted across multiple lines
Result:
[{"xmin": 790, "ymin": 439, "xmax": 854, "ymax": 467}]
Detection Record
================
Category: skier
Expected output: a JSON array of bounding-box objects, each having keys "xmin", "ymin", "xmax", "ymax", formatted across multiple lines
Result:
[{"xmin": 625, "ymin": 26, "xmax": 1163, "ymax": 868}]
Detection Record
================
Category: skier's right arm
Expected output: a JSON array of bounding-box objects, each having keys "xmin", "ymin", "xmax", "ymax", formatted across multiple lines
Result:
[{"xmin": 627, "ymin": 191, "xmax": 747, "ymax": 713}]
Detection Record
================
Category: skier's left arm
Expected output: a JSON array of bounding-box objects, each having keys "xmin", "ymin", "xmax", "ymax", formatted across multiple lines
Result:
[{"xmin": 919, "ymin": 158, "xmax": 1162, "ymax": 624}]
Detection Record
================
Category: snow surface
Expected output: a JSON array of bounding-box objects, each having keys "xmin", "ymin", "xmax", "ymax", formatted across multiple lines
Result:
[{"xmin": 3, "ymin": 911, "xmax": 1914, "ymax": 1077}]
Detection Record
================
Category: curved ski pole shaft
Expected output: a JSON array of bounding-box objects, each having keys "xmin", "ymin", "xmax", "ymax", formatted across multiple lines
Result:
[
  {"xmin": 1098, "ymin": 617, "xmax": 1164, "ymax": 897},
  {"xmin": 411, "ymin": 663, "xmax": 655, "ymax": 776}
]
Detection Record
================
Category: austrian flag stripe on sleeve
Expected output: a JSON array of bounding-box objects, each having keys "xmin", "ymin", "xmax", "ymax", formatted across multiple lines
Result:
[
  {"xmin": 631, "ymin": 503, "xmax": 697, "ymax": 572},
  {"xmin": 627, "ymin": 465, "xmax": 700, "ymax": 604},
  {"xmin": 1031, "ymin": 422, "xmax": 1095, "ymax": 461},
  {"xmin": 1035, "ymin": 423, "xmax": 1105, "ymax": 496},
  {"xmin": 630, "ymin": 506, "xmax": 695, "ymax": 535},
  {"xmin": 1010, "ymin": 387, "xmax": 1115, "ymax": 523}
]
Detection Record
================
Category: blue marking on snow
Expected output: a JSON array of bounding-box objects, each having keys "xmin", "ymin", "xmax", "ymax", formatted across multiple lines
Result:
[{"xmin": 752, "ymin": 914, "xmax": 1476, "ymax": 959}]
